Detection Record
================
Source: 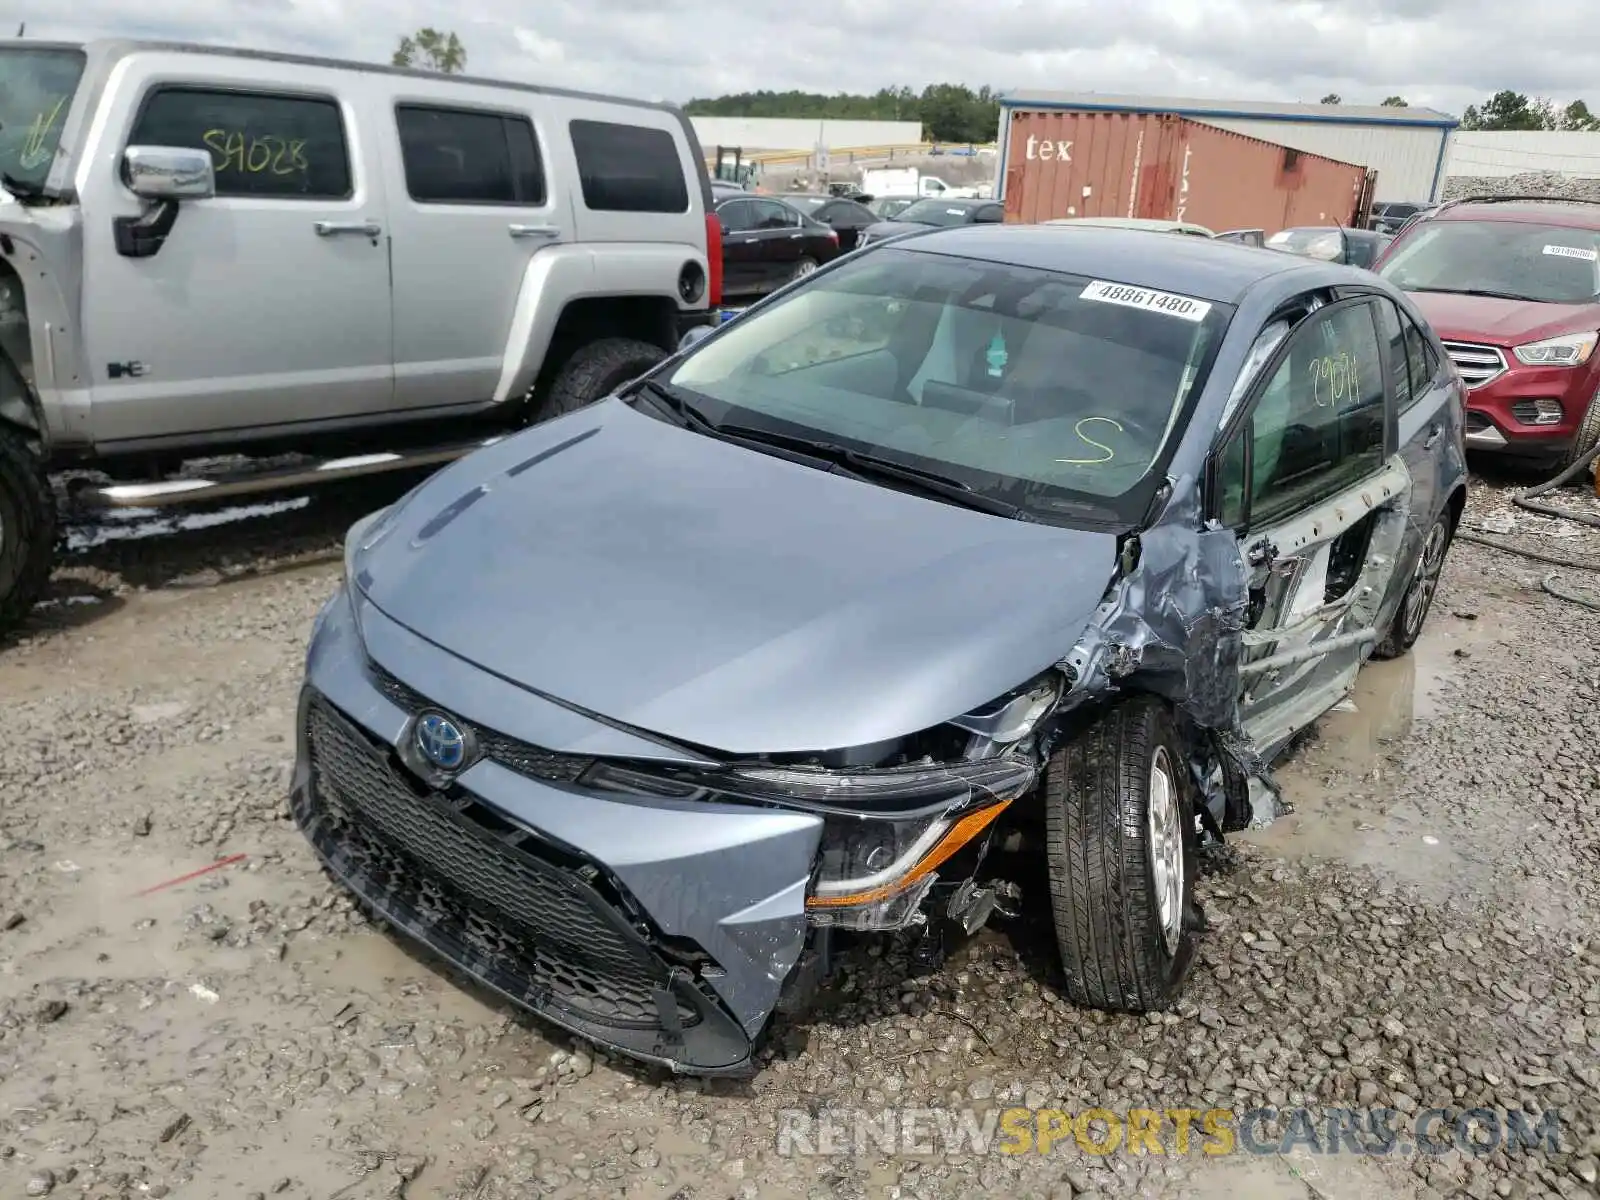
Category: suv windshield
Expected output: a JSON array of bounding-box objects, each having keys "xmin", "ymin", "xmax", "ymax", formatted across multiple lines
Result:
[
  {"xmin": 0, "ymin": 47, "xmax": 85, "ymax": 193},
  {"xmin": 661, "ymin": 247, "xmax": 1231, "ymax": 524},
  {"xmin": 1377, "ymin": 218, "xmax": 1600, "ymax": 304},
  {"xmin": 895, "ymin": 199, "xmax": 976, "ymax": 226}
]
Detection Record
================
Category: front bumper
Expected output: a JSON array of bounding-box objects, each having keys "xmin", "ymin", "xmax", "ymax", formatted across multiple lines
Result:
[
  {"xmin": 292, "ymin": 587, "xmax": 822, "ymax": 1075},
  {"xmin": 1459, "ymin": 363, "xmax": 1598, "ymax": 456}
]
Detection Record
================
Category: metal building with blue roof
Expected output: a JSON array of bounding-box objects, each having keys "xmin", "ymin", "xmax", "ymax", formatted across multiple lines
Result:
[{"xmin": 997, "ymin": 91, "xmax": 1460, "ymax": 204}]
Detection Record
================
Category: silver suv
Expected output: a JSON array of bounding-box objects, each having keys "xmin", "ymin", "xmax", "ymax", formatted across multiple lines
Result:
[{"xmin": 0, "ymin": 39, "xmax": 722, "ymax": 631}]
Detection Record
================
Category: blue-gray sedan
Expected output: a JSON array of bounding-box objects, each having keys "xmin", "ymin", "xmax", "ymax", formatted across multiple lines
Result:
[{"xmin": 294, "ymin": 224, "xmax": 1467, "ymax": 1075}]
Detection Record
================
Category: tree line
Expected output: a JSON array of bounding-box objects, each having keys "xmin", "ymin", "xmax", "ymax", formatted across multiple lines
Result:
[{"xmin": 387, "ymin": 31, "xmax": 1600, "ymax": 138}]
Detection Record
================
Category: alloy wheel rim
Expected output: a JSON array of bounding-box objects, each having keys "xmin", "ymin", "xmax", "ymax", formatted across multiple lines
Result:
[
  {"xmin": 1403, "ymin": 521, "xmax": 1448, "ymax": 637},
  {"xmin": 796, "ymin": 260, "xmax": 817, "ymax": 276},
  {"xmin": 1147, "ymin": 746, "xmax": 1184, "ymax": 955}
]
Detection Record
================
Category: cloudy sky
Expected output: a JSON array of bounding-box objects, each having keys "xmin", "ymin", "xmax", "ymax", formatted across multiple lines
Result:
[{"xmin": 20, "ymin": 0, "xmax": 1599, "ymax": 117}]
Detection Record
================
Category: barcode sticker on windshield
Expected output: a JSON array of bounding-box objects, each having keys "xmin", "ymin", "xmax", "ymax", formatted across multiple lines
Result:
[
  {"xmin": 1543, "ymin": 244, "xmax": 1598, "ymax": 261},
  {"xmin": 1080, "ymin": 280, "xmax": 1213, "ymax": 322}
]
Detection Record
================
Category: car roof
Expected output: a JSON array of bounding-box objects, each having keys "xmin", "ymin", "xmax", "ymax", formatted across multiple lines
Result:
[
  {"xmin": 1045, "ymin": 216, "xmax": 1217, "ymax": 236},
  {"xmin": 907, "ymin": 197, "xmax": 993, "ymax": 207},
  {"xmin": 893, "ymin": 224, "xmax": 1322, "ymax": 304},
  {"xmin": 1431, "ymin": 199, "xmax": 1600, "ymax": 229}
]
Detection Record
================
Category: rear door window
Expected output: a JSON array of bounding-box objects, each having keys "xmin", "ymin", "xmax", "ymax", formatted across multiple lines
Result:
[
  {"xmin": 569, "ymin": 119, "xmax": 689, "ymax": 213},
  {"xmin": 129, "ymin": 86, "xmax": 351, "ymax": 199},
  {"xmin": 395, "ymin": 105, "xmax": 545, "ymax": 204}
]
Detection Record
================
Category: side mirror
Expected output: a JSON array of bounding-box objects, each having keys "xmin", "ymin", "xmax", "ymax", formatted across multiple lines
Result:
[{"xmin": 123, "ymin": 145, "xmax": 215, "ymax": 201}]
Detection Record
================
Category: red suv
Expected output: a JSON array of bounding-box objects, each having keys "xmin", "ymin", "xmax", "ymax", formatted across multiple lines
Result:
[{"xmin": 1373, "ymin": 197, "xmax": 1600, "ymax": 467}]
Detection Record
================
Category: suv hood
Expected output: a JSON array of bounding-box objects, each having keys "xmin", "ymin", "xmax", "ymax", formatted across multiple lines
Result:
[
  {"xmin": 357, "ymin": 400, "xmax": 1117, "ymax": 755},
  {"xmin": 1404, "ymin": 289, "xmax": 1600, "ymax": 346}
]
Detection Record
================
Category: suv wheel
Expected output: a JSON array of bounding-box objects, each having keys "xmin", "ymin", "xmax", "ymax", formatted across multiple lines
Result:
[
  {"xmin": 1557, "ymin": 388, "xmax": 1600, "ymax": 473},
  {"xmin": 0, "ymin": 429, "xmax": 56, "ymax": 636},
  {"xmin": 531, "ymin": 338, "xmax": 667, "ymax": 425},
  {"xmin": 1043, "ymin": 696, "xmax": 1200, "ymax": 1013}
]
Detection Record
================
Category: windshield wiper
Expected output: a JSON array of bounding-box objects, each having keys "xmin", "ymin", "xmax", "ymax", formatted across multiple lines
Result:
[
  {"xmin": 713, "ymin": 422, "xmax": 1030, "ymax": 519},
  {"xmin": 1407, "ymin": 286, "xmax": 1542, "ymax": 302},
  {"xmin": 630, "ymin": 378, "xmax": 720, "ymax": 434}
]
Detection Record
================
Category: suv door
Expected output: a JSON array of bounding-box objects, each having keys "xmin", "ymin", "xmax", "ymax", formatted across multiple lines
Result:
[
  {"xmin": 1211, "ymin": 296, "xmax": 1410, "ymax": 759},
  {"xmin": 383, "ymin": 94, "xmax": 556, "ymax": 410},
  {"xmin": 79, "ymin": 67, "xmax": 394, "ymax": 443}
]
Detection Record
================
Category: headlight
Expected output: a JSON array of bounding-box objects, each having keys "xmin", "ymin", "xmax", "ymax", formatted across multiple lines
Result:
[{"xmin": 1513, "ymin": 331, "xmax": 1598, "ymax": 367}]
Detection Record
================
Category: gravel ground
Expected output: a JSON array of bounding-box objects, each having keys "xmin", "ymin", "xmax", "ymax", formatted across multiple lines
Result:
[{"xmin": 2, "ymin": 471, "xmax": 1599, "ymax": 1200}]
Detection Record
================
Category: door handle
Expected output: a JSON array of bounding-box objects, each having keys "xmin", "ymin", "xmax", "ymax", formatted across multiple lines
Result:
[
  {"xmin": 314, "ymin": 220, "xmax": 381, "ymax": 238},
  {"xmin": 788, "ymin": 233, "xmax": 803, "ymax": 239},
  {"xmin": 1423, "ymin": 423, "xmax": 1441, "ymax": 449},
  {"xmin": 508, "ymin": 224, "xmax": 560, "ymax": 240},
  {"xmin": 743, "ymin": 237, "xmax": 758, "ymax": 244}
]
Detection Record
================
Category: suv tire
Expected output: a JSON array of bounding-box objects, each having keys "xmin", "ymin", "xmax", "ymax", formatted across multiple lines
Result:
[
  {"xmin": 1557, "ymin": 390, "xmax": 1600, "ymax": 473},
  {"xmin": 1043, "ymin": 696, "xmax": 1200, "ymax": 1013},
  {"xmin": 532, "ymin": 338, "xmax": 667, "ymax": 425},
  {"xmin": 0, "ymin": 429, "xmax": 56, "ymax": 636}
]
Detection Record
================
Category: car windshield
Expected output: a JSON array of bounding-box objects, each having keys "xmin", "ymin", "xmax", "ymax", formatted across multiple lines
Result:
[
  {"xmin": 1377, "ymin": 218, "xmax": 1600, "ymax": 304},
  {"xmin": 0, "ymin": 47, "xmax": 85, "ymax": 194},
  {"xmin": 894, "ymin": 199, "xmax": 977, "ymax": 226},
  {"xmin": 660, "ymin": 247, "xmax": 1232, "ymax": 524}
]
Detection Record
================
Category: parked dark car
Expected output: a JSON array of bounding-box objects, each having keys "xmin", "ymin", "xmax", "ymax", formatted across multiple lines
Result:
[
  {"xmin": 869, "ymin": 194, "xmax": 920, "ymax": 220},
  {"xmin": 1369, "ymin": 200, "xmax": 1433, "ymax": 235},
  {"xmin": 776, "ymin": 193, "xmax": 881, "ymax": 251},
  {"xmin": 715, "ymin": 195, "xmax": 842, "ymax": 298},
  {"xmin": 299, "ymin": 225, "xmax": 1466, "ymax": 1076},
  {"xmin": 1267, "ymin": 226, "xmax": 1392, "ymax": 269},
  {"xmin": 857, "ymin": 197, "xmax": 1006, "ymax": 249}
]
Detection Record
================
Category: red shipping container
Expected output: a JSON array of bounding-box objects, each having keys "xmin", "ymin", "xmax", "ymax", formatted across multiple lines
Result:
[{"xmin": 1001, "ymin": 109, "xmax": 1373, "ymax": 236}]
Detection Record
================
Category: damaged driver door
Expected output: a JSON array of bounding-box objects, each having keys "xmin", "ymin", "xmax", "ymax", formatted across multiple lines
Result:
[{"xmin": 1212, "ymin": 296, "xmax": 1409, "ymax": 761}]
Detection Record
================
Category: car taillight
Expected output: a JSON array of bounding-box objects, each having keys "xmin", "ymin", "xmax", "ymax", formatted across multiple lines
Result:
[{"xmin": 704, "ymin": 213, "xmax": 723, "ymax": 307}]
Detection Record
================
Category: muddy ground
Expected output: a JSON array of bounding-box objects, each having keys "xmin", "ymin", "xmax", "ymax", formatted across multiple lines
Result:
[{"xmin": 2, "ymin": 470, "xmax": 1600, "ymax": 1200}]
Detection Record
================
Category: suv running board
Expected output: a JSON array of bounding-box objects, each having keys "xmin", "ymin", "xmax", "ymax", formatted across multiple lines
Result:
[{"xmin": 78, "ymin": 437, "xmax": 505, "ymax": 509}]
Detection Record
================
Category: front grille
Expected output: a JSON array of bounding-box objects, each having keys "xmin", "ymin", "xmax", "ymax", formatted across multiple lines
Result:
[
  {"xmin": 370, "ymin": 664, "xmax": 592, "ymax": 784},
  {"xmin": 301, "ymin": 696, "xmax": 699, "ymax": 1031},
  {"xmin": 1441, "ymin": 340, "xmax": 1508, "ymax": 390}
]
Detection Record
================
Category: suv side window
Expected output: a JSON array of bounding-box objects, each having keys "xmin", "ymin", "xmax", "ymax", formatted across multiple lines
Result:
[
  {"xmin": 1217, "ymin": 300, "xmax": 1387, "ymax": 527},
  {"xmin": 569, "ymin": 119, "xmax": 689, "ymax": 213},
  {"xmin": 129, "ymin": 87, "xmax": 351, "ymax": 200},
  {"xmin": 395, "ymin": 105, "xmax": 545, "ymax": 205}
]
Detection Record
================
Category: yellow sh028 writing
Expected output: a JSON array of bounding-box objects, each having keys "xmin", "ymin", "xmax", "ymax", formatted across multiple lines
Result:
[
  {"xmin": 1309, "ymin": 352, "xmax": 1360, "ymax": 409},
  {"xmin": 1055, "ymin": 416, "xmax": 1124, "ymax": 466},
  {"xmin": 201, "ymin": 129, "xmax": 310, "ymax": 176}
]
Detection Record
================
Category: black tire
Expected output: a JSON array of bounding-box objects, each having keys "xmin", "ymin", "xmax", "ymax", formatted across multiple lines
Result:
[
  {"xmin": 1556, "ymin": 391, "xmax": 1600, "ymax": 473},
  {"xmin": 1043, "ymin": 696, "xmax": 1200, "ymax": 1013},
  {"xmin": 0, "ymin": 429, "xmax": 55, "ymax": 636},
  {"xmin": 530, "ymin": 338, "xmax": 666, "ymax": 425},
  {"xmin": 1371, "ymin": 509, "xmax": 1453, "ymax": 660}
]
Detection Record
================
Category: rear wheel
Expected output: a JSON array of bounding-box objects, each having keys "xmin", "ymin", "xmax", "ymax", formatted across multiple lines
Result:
[
  {"xmin": 0, "ymin": 429, "xmax": 55, "ymax": 636},
  {"xmin": 1043, "ymin": 696, "xmax": 1200, "ymax": 1012},
  {"xmin": 530, "ymin": 338, "xmax": 666, "ymax": 425},
  {"xmin": 1372, "ymin": 511, "xmax": 1452, "ymax": 660},
  {"xmin": 791, "ymin": 257, "xmax": 819, "ymax": 282}
]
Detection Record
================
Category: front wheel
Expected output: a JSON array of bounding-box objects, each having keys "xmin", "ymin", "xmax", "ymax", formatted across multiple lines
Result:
[
  {"xmin": 0, "ymin": 429, "xmax": 56, "ymax": 636},
  {"xmin": 1372, "ymin": 510, "xmax": 1452, "ymax": 660},
  {"xmin": 1556, "ymin": 389, "xmax": 1600, "ymax": 473},
  {"xmin": 1043, "ymin": 696, "xmax": 1200, "ymax": 1013},
  {"xmin": 529, "ymin": 338, "xmax": 667, "ymax": 425}
]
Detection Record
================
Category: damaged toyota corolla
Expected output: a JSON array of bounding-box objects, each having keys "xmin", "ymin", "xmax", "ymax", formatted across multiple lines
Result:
[{"xmin": 292, "ymin": 224, "xmax": 1467, "ymax": 1075}]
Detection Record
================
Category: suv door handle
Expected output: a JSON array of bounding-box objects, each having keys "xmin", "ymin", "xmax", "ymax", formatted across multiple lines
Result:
[
  {"xmin": 1423, "ymin": 423, "xmax": 1442, "ymax": 449},
  {"xmin": 508, "ymin": 224, "xmax": 560, "ymax": 240},
  {"xmin": 314, "ymin": 220, "xmax": 381, "ymax": 238}
]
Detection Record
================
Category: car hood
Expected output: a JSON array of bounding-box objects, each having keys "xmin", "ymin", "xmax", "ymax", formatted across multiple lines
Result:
[
  {"xmin": 356, "ymin": 400, "xmax": 1117, "ymax": 755},
  {"xmin": 1403, "ymin": 289, "xmax": 1600, "ymax": 345}
]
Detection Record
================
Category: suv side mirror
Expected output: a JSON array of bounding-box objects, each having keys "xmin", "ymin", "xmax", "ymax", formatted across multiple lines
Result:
[{"xmin": 123, "ymin": 145, "xmax": 216, "ymax": 201}]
